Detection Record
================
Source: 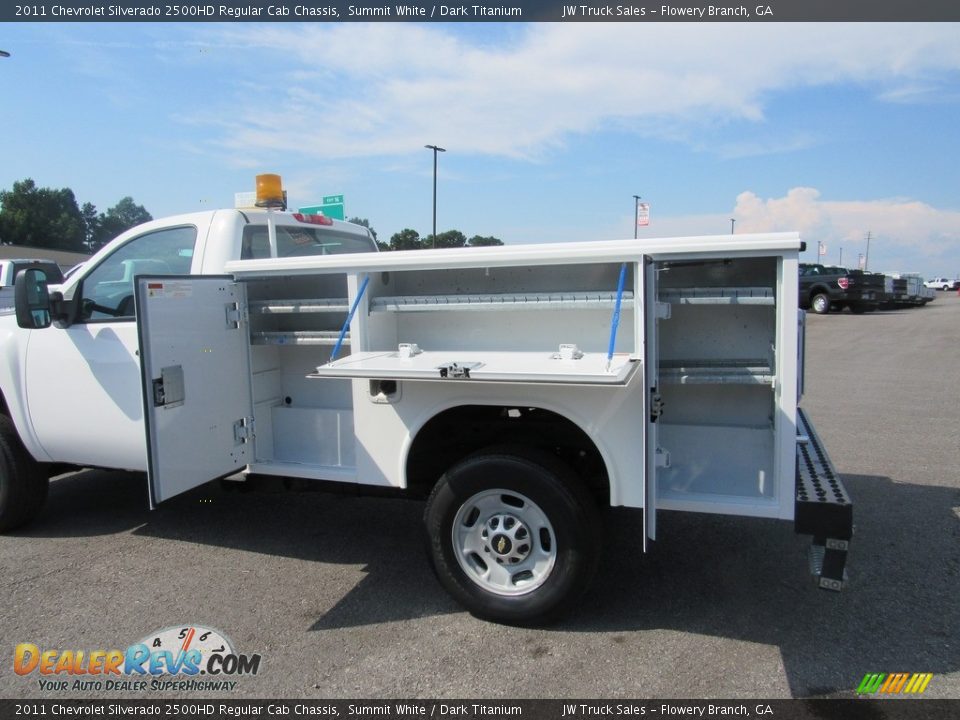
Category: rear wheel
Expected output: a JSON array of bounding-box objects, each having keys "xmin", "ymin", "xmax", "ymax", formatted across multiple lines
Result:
[
  {"xmin": 0, "ymin": 415, "xmax": 49, "ymax": 532},
  {"xmin": 811, "ymin": 292, "xmax": 831, "ymax": 314},
  {"xmin": 424, "ymin": 448, "xmax": 600, "ymax": 625}
]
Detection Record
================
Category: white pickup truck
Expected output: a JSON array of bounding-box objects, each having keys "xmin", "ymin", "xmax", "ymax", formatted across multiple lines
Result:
[
  {"xmin": 1, "ymin": 179, "xmax": 852, "ymax": 624},
  {"xmin": 0, "ymin": 258, "xmax": 65, "ymax": 312}
]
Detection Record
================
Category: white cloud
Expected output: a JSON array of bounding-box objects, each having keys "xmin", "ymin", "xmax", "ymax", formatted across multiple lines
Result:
[
  {"xmin": 192, "ymin": 23, "xmax": 960, "ymax": 160},
  {"xmin": 733, "ymin": 187, "xmax": 960, "ymax": 274}
]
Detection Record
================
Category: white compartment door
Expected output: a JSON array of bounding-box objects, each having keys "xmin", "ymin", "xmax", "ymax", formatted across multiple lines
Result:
[
  {"xmin": 642, "ymin": 257, "xmax": 658, "ymax": 547},
  {"xmin": 310, "ymin": 349, "xmax": 637, "ymax": 385},
  {"xmin": 136, "ymin": 276, "xmax": 254, "ymax": 507}
]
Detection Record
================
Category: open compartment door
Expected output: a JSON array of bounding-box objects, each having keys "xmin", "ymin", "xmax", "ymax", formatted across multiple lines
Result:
[
  {"xmin": 310, "ymin": 349, "xmax": 637, "ymax": 385},
  {"xmin": 136, "ymin": 276, "xmax": 254, "ymax": 507},
  {"xmin": 642, "ymin": 257, "xmax": 659, "ymax": 548}
]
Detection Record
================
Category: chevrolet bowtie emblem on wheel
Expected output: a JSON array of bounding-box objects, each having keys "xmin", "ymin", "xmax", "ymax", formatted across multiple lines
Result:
[{"xmin": 497, "ymin": 537, "xmax": 508, "ymax": 554}]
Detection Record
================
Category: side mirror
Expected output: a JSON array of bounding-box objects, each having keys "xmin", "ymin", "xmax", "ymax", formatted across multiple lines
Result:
[{"xmin": 14, "ymin": 268, "xmax": 53, "ymax": 329}]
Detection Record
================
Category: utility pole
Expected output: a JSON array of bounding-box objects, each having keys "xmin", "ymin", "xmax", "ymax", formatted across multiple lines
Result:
[
  {"xmin": 864, "ymin": 230, "xmax": 871, "ymax": 271},
  {"xmin": 839, "ymin": 247, "xmax": 843, "ymax": 266},
  {"xmin": 424, "ymin": 144, "xmax": 446, "ymax": 247}
]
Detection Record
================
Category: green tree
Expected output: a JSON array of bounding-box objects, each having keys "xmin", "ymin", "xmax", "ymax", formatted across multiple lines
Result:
[
  {"xmin": 80, "ymin": 202, "xmax": 99, "ymax": 251},
  {"xmin": 428, "ymin": 230, "xmax": 467, "ymax": 249},
  {"xmin": 389, "ymin": 228, "xmax": 424, "ymax": 251},
  {"xmin": 347, "ymin": 217, "xmax": 378, "ymax": 242},
  {"xmin": 0, "ymin": 178, "xmax": 86, "ymax": 251},
  {"xmin": 89, "ymin": 197, "xmax": 153, "ymax": 252},
  {"xmin": 467, "ymin": 235, "xmax": 504, "ymax": 247}
]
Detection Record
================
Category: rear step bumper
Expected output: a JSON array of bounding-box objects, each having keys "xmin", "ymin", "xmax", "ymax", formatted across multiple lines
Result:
[{"xmin": 795, "ymin": 408, "xmax": 853, "ymax": 590}]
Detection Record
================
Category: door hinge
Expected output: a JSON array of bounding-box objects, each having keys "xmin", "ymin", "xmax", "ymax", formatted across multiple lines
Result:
[
  {"xmin": 650, "ymin": 390, "xmax": 664, "ymax": 422},
  {"xmin": 233, "ymin": 417, "xmax": 254, "ymax": 445},
  {"xmin": 225, "ymin": 302, "xmax": 245, "ymax": 329}
]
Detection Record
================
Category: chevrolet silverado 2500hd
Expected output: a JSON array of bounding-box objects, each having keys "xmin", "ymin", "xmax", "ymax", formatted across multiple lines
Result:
[{"xmin": 1, "ymin": 177, "xmax": 852, "ymax": 624}]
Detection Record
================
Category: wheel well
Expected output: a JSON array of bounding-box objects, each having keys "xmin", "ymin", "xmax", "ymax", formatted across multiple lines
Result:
[{"xmin": 406, "ymin": 405, "xmax": 610, "ymax": 507}]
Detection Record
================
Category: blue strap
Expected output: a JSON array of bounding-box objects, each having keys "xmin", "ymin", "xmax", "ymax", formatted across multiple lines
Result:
[
  {"xmin": 606, "ymin": 263, "xmax": 628, "ymax": 371},
  {"xmin": 330, "ymin": 275, "xmax": 370, "ymax": 362}
]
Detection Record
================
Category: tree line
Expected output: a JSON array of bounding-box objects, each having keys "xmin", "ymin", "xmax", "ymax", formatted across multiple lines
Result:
[
  {"xmin": 347, "ymin": 219, "xmax": 503, "ymax": 251},
  {"xmin": 0, "ymin": 179, "xmax": 152, "ymax": 254}
]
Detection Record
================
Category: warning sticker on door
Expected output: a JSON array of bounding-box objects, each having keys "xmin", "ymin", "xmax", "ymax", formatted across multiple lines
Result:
[{"xmin": 147, "ymin": 281, "xmax": 193, "ymax": 299}]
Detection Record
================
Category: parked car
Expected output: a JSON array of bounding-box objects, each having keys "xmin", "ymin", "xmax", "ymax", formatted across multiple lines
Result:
[
  {"xmin": 924, "ymin": 277, "xmax": 960, "ymax": 291},
  {"xmin": 798, "ymin": 263, "xmax": 881, "ymax": 314},
  {"xmin": 0, "ymin": 259, "xmax": 65, "ymax": 312}
]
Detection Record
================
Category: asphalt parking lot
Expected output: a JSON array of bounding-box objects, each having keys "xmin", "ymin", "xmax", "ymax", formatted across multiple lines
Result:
[{"xmin": 1, "ymin": 294, "xmax": 958, "ymax": 700}]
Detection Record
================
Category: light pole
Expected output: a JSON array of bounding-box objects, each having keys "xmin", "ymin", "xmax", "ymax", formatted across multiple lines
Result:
[
  {"xmin": 0, "ymin": 50, "xmax": 10, "ymax": 58},
  {"xmin": 424, "ymin": 144, "xmax": 445, "ymax": 247},
  {"xmin": 632, "ymin": 195, "xmax": 644, "ymax": 239},
  {"xmin": 730, "ymin": 218, "xmax": 736, "ymax": 234}
]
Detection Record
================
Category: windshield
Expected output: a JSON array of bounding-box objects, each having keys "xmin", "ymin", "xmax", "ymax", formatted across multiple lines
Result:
[{"xmin": 241, "ymin": 224, "xmax": 376, "ymax": 259}]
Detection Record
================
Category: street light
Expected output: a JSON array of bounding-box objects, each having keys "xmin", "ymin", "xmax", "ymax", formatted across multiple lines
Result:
[
  {"xmin": 730, "ymin": 218, "xmax": 736, "ymax": 234},
  {"xmin": 0, "ymin": 51, "xmax": 11, "ymax": 58},
  {"xmin": 424, "ymin": 144, "xmax": 446, "ymax": 247},
  {"xmin": 633, "ymin": 195, "xmax": 642, "ymax": 239}
]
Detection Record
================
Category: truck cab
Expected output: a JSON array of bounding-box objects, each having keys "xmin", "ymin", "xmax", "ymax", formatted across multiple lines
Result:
[{"xmin": 0, "ymin": 207, "xmax": 377, "ymax": 473}]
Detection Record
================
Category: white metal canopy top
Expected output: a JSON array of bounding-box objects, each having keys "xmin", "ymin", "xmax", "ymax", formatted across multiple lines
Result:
[{"xmin": 225, "ymin": 232, "xmax": 802, "ymax": 278}]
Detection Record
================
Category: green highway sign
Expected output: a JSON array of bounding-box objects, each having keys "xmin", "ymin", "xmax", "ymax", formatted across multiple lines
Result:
[{"xmin": 299, "ymin": 194, "xmax": 345, "ymax": 221}]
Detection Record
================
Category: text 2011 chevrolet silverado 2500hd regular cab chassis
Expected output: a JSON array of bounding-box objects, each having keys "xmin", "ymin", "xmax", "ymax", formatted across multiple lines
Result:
[{"xmin": 1, "ymin": 179, "xmax": 852, "ymax": 624}]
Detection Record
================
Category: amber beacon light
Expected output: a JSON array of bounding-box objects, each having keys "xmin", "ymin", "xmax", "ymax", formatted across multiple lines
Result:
[{"xmin": 255, "ymin": 174, "xmax": 286, "ymax": 209}]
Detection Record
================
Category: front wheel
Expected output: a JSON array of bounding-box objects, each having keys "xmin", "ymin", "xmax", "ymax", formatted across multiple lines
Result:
[
  {"xmin": 424, "ymin": 449, "xmax": 600, "ymax": 625},
  {"xmin": 0, "ymin": 415, "xmax": 49, "ymax": 532},
  {"xmin": 811, "ymin": 292, "xmax": 831, "ymax": 315}
]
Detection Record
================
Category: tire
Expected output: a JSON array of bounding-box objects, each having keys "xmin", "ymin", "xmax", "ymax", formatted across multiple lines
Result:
[
  {"xmin": 811, "ymin": 292, "xmax": 831, "ymax": 315},
  {"xmin": 0, "ymin": 415, "xmax": 49, "ymax": 532},
  {"xmin": 424, "ymin": 448, "xmax": 600, "ymax": 625}
]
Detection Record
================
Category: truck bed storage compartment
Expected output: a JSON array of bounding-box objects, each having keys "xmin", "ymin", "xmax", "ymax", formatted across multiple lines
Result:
[
  {"xmin": 653, "ymin": 258, "xmax": 783, "ymax": 517},
  {"xmin": 242, "ymin": 275, "xmax": 358, "ymax": 477}
]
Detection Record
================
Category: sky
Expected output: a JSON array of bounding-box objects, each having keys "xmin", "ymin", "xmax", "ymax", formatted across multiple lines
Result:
[{"xmin": 1, "ymin": 21, "xmax": 959, "ymax": 278}]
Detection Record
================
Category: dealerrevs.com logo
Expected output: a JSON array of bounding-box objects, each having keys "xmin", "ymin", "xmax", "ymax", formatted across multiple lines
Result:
[{"xmin": 14, "ymin": 625, "xmax": 261, "ymax": 693}]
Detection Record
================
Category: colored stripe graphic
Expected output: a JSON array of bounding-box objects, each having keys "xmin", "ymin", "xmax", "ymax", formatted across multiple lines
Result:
[
  {"xmin": 856, "ymin": 673, "xmax": 886, "ymax": 694},
  {"xmin": 857, "ymin": 672, "xmax": 932, "ymax": 695}
]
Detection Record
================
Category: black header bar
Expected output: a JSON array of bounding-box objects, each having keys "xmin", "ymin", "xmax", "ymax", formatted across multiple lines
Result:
[{"xmin": 4, "ymin": 0, "xmax": 960, "ymax": 23}]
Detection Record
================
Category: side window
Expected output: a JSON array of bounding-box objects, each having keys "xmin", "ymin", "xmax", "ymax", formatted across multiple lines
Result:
[
  {"xmin": 240, "ymin": 226, "xmax": 271, "ymax": 260},
  {"xmin": 78, "ymin": 226, "xmax": 198, "ymax": 322}
]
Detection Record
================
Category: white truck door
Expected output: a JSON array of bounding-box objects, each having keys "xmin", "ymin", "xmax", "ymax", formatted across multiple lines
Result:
[
  {"xmin": 642, "ymin": 257, "xmax": 659, "ymax": 547},
  {"xmin": 136, "ymin": 276, "xmax": 253, "ymax": 507}
]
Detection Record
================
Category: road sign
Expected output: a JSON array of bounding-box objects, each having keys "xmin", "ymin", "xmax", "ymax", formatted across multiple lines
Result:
[
  {"xmin": 299, "ymin": 195, "xmax": 345, "ymax": 221},
  {"xmin": 636, "ymin": 202, "xmax": 650, "ymax": 227}
]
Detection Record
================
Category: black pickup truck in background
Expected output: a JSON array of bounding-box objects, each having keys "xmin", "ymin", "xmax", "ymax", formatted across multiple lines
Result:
[{"xmin": 799, "ymin": 263, "xmax": 883, "ymax": 314}]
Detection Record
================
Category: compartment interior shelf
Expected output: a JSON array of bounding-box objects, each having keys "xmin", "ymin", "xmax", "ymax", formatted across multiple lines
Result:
[
  {"xmin": 251, "ymin": 331, "xmax": 347, "ymax": 346},
  {"xmin": 370, "ymin": 291, "xmax": 635, "ymax": 313},
  {"xmin": 250, "ymin": 299, "xmax": 349, "ymax": 314},
  {"xmin": 660, "ymin": 359, "xmax": 774, "ymax": 385},
  {"xmin": 659, "ymin": 286, "xmax": 774, "ymax": 305}
]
